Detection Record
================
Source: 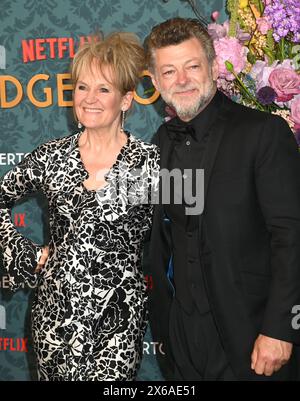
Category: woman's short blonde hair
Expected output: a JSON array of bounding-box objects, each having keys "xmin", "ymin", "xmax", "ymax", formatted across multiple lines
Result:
[{"xmin": 71, "ymin": 32, "xmax": 145, "ymax": 95}]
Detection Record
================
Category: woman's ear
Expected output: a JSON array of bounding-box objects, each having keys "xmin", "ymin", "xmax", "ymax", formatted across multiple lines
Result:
[{"xmin": 121, "ymin": 91, "xmax": 134, "ymax": 111}]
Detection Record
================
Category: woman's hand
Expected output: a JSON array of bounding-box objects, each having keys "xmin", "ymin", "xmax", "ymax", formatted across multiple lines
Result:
[{"xmin": 35, "ymin": 246, "xmax": 49, "ymax": 273}]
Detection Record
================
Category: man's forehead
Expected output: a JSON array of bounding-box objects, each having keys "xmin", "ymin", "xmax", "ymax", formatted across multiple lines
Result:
[
  {"xmin": 154, "ymin": 37, "xmax": 204, "ymax": 55},
  {"xmin": 153, "ymin": 38, "xmax": 206, "ymax": 66}
]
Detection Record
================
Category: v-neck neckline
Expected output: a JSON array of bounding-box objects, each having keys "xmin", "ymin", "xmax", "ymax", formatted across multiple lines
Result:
[{"xmin": 74, "ymin": 130, "xmax": 131, "ymax": 193}]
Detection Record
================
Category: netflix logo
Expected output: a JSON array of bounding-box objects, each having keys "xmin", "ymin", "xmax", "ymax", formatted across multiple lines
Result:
[
  {"xmin": 144, "ymin": 275, "xmax": 153, "ymax": 290},
  {"xmin": 0, "ymin": 338, "xmax": 28, "ymax": 352},
  {"xmin": 22, "ymin": 35, "xmax": 94, "ymax": 63},
  {"xmin": 14, "ymin": 213, "xmax": 26, "ymax": 227}
]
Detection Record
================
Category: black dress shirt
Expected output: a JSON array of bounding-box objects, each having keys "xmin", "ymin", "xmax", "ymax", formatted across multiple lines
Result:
[{"xmin": 164, "ymin": 90, "xmax": 222, "ymax": 314}]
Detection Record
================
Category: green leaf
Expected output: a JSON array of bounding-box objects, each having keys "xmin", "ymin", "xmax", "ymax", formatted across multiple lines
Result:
[
  {"xmin": 251, "ymin": 0, "xmax": 264, "ymax": 15},
  {"xmin": 247, "ymin": 51, "xmax": 256, "ymax": 65},
  {"xmin": 227, "ymin": 0, "xmax": 239, "ymax": 37},
  {"xmin": 262, "ymin": 47, "xmax": 275, "ymax": 64},
  {"xmin": 266, "ymin": 30, "xmax": 275, "ymax": 51}
]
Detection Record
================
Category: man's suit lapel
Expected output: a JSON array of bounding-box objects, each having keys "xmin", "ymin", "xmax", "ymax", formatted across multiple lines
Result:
[
  {"xmin": 202, "ymin": 94, "xmax": 232, "ymax": 209},
  {"xmin": 152, "ymin": 126, "xmax": 173, "ymax": 246}
]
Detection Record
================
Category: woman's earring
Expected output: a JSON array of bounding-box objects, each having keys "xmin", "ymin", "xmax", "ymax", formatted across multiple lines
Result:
[
  {"xmin": 121, "ymin": 110, "xmax": 126, "ymax": 132},
  {"xmin": 78, "ymin": 121, "xmax": 82, "ymax": 129}
]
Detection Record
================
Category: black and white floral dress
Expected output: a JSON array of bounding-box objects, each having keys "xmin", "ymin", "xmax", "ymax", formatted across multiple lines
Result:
[{"xmin": 0, "ymin": 131, "xmax": 159, "ymax": 381}]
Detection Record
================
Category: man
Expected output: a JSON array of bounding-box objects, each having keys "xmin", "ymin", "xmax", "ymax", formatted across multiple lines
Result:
[{"xmin": 145, "ymin": 17, "xmax": 300, "ymax": 380}]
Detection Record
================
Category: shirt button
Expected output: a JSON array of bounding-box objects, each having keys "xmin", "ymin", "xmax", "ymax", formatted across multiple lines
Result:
[{"xmin": 186, "ymin": 140, "xmax": 191, "ymax": 146}]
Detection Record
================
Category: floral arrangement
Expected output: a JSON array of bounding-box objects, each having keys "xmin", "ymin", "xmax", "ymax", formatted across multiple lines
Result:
[{"xmin": 208, "ymin": 0, "xmax": 300, "ymax": 143}]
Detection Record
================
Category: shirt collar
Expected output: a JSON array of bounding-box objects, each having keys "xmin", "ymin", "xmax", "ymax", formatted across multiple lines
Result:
[{"xmin": 166, "ymin": 90, "xmax": 222, "ymax": 142}]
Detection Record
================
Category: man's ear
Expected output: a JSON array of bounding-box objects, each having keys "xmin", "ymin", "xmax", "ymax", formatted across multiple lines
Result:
[
  {"xmin": 121, "ymin": 91, "xmax": 134, "ymax": 111},
  {"xmin": 149, "ymin": 71, "xmax": 159, "ymax": 92}
]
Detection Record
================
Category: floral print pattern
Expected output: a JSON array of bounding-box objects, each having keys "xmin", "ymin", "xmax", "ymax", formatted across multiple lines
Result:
[{"xmin": 0, "ymin": 131, "xmax": 159, "ymax": 380}]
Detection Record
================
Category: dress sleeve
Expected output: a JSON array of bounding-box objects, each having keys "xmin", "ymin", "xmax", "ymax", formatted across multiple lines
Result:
[
  {"xmin": 141, "ymin": 145, "xmax": 160, "ymax": 236},
  {"xmin": 0, "ymin": 144, "xmax": 48, "ymax": 291},
  {"xmin": 149, "ymin": 145, "xmax": 160, "ymax": 205}
]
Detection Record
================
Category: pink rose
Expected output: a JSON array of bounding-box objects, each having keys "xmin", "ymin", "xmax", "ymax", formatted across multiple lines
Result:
[
  {"xmin": 291, "ymin": 95, "xmax": 300, "ymax": 130},
  {"xmin": 269, "ymin": 67, "xmax": 300, "ymax": 102},
  {"xmin": 214, "ymin": 37, "xmax": 248, "ymax": 81},
  {"xmin": 256, "ymin": 17, "xmax": 272, "ymax": 35}
]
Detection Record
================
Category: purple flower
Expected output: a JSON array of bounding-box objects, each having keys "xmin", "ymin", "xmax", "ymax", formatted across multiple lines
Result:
[
  {"xmin": 208, "ymin": 21, "xmax": 250, "ymax": 43},
  {"xmin": 208, "ymin": 21, "xmax": 229, "ymax": 40},
  {"xmin": 250, "ymin": 60, "xmax": 278, "ymax": 91},
  {"xmin": 264, "ymin": 0, "xmax": 300, "ymax": 43},
  {"xmin": 257, "ymin": 86, "xmax": 276, "ymax": 105}
]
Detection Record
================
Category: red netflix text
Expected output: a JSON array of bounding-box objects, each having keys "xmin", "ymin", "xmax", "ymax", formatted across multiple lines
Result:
[
  {"xmin": 14, "ymin": 213, "xmax": 26, "ymax": 227},
  {"xmin": 22, "ymin": 36, "xmax": 94, "ymax": 63},
  {"xmin": 0, "ymin": 338, "xmax": 28, "ymax": 352}
]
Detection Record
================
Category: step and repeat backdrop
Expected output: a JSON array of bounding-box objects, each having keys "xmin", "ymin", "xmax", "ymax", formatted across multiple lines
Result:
[{"xmin": 0, "ymin": 0, "xmax": 225, "ymax": 380}]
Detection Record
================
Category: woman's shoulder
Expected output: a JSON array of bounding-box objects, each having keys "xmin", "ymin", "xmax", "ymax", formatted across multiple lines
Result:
[{"xmin": 33, "ymin": 132, "xmax": 79, "ymax": 157}]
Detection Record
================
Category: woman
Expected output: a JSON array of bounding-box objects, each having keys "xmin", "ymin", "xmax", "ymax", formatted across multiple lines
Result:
[{"xmin": 0, "ymin": 32, "xmax": 159, "ymax": 380}]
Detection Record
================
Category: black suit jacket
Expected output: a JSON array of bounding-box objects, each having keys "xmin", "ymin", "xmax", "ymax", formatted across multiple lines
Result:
[{"xmin": 148, "ymin": 91, "xmax": 300, "ymax": 380}]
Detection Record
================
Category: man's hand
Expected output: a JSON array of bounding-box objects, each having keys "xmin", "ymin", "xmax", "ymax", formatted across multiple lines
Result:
[
  {"xmin": 35, "ymin": 246, "xmax": 49, "ymax": 273},
  {"xmin": 251, "ymin": 334, "xmax": 292, "ymax": 376}
]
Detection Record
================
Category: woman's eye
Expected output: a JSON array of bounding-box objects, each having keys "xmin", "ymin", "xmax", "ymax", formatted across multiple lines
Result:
[
  {"xmin": 78, "ymin": 85, "xmax": 86, "ymax": 90},
  {"xmin": 99, "ymin": 87, "xmax": 109, "ymax": 93}
]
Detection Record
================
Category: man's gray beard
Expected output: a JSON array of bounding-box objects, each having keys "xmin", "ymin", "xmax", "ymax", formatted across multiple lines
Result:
[
  {"xmin": 171, "ymin": 93, "xmax": 212, "ymax": 120},
  {"xmin": 160, "ymin": 82, "xmax": 216, "ymax": 121}
]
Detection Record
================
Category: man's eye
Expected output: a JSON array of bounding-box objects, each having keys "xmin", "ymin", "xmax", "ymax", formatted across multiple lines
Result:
[
  {"xmin": 189, "ymin": 65, "xmax": 200, "ymax": 70},
  {"xmin": 163, "ymin": 70, "xmax": 174, "ymax": 76}
]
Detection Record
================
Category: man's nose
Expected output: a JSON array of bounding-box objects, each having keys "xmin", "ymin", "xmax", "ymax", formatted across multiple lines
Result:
[{"xmin": 176, "ymin": 69, "xmax": 188, "ymax": 85}]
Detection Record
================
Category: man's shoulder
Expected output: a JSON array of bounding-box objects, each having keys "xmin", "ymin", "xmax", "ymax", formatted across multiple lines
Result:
[
  {"xmin": 151, "ymin": 120, "xmax": 172, "ymax": 146},
  {"xmin": 223, "ymin": 94, "xmax": 280, "ymax": 125},
  {"xmin": 221, "ymin": 95, "xmax": 294, "ymax": 147}
]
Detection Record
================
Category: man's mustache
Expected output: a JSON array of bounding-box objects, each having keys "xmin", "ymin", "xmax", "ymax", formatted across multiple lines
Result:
[{"xmin": 171, "ymin": 85, "xmax": 198, "ymax": 94}]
